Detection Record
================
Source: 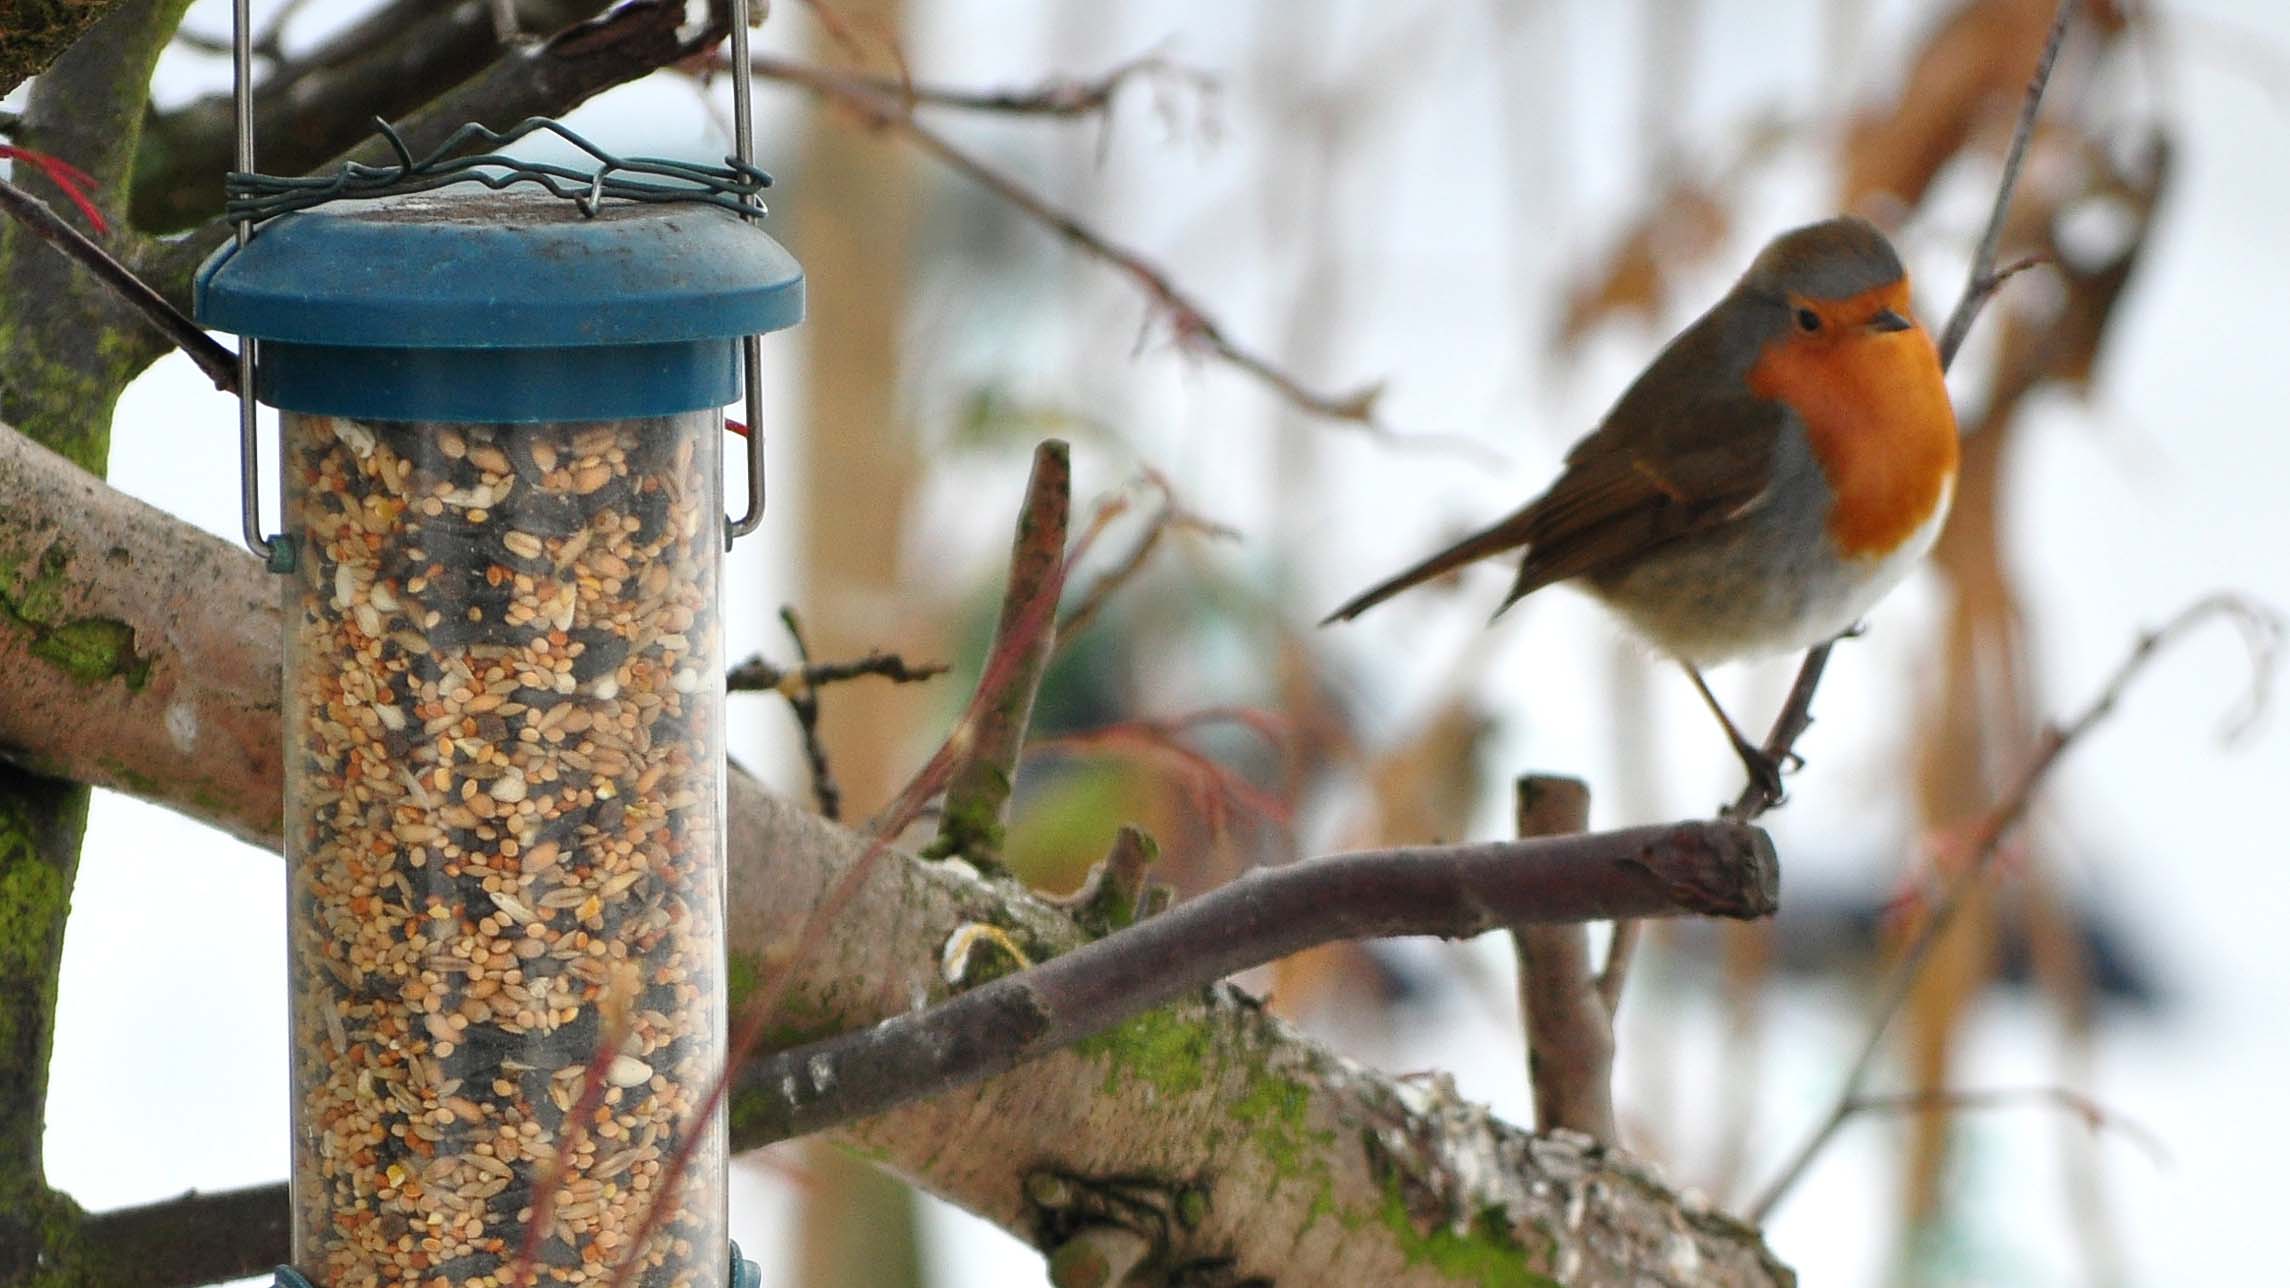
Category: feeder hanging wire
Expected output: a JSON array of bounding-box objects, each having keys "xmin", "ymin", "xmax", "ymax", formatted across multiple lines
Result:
[{"xmin": 224, "ymin": 116, "xmax": 774, "ymax": 226}]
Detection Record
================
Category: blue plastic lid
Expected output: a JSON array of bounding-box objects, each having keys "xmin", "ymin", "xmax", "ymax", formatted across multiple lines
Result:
[{"xmin": 196, "ymin": 187, "xmax": 804, "ymax": 422}]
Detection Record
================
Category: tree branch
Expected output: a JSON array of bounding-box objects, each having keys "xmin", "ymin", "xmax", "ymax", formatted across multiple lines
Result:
[
  {"xmin": 735, "ymin": 54, "xmax": 1435, "ymax": 443},
  {"xmin": 71, "ymin": 1183, "xmax": 292, "ymax": 1286},
  {"xmin": 1933, "ymin": 0, "xmax": 2078, "ymax": 370},
  {"xmin": 0, "ymin": 419, "xmax": 1794, "ymax": 1285},
  {"xmin": 1509, "ymin": 775, "xmax": 1618, "ymax": 1142},
  {"xmin": 743, "ymin": 49, "xmax": 1205, "ymax": 120},
  {"xmin": 738, "ymin": 814, "xmax": 1774, "ymax": 1144},
  {"xmin": 1839, "ymin": 1085, "xmax": 2169, "ymax": 1168},
  {"xmin": 1722, "ymin": 0, "xmax": 2077, "ymax": 823},
  {"xmin": 1746, "ymin": 592, "xmax": 2280, "ymax": 1220},
  {"xmin": 1055, "ymin": 471, "xmax": 1238, "ymax": 646},
  {"xmin": 726, "ymin": 647, "xmax": 950, "ymax": 694},
  {"xmin": 931, "ymin": 439, "xmax": 1069, "ymax": 866}
]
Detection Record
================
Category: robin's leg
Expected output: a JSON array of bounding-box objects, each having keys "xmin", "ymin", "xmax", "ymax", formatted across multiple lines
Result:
[{"xmin": 1679, "ymin": 663, "xmax": 1787, "ymax": 799}]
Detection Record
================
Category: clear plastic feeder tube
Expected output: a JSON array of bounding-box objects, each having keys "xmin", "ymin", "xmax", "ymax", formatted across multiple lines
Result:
[{"xmin": 283, "ymin": 409, "xmax": 726, "ymax": 1285}]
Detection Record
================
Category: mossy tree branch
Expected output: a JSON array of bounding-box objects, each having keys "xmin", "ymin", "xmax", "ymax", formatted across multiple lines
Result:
[{"xmin": 0, "ymin": 0, "xmax": 192, "ymax": 1265}]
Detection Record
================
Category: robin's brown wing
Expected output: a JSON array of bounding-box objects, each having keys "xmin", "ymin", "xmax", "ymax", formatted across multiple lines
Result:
[
  {"xmin": 1322, "ymin": 285, "xmax": 1786, "ymax": 625},
  {"xmin": 1318, "ymin": 407, "xmax": 1780, "ymax": 626},
  {"xmin": 1493, "ymin": 401, "xmax": 1783, "ymax": 614}
]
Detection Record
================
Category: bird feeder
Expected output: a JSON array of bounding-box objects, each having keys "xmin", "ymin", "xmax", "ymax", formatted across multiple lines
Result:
[{"xmin": 196, "ymin": 85, "xmax": 798, "ymax": 1288}]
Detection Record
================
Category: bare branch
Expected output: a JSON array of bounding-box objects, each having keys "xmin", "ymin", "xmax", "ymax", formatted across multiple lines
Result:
[
  {"xmin": 733, "ymin": 57, "xmax": 1439, "ymax": 443},
  {"xmin": 62, "ymin": 1183, "xmax": 291, "ymax": 1286},
  {"xmin": 1840, "ymin": 1086, "xmax": 2171, "ymax": 1169},
  {"xmin": 1056, "ymin": 472, "xmax": 1239, "ymax": 645},
  {"xmin": 741, "ymin": 49, "xmax": 1206, "ymax": 120},
  {"xmin": 1747, "ymin": 593, "xmax": 2281, "ymax": 1220},
  {"xmin": 931, "ymin": 439, "xmax": 1071, "ymax": 865},
  {"xmin": 726, "ymin": 648, "xmax": 949, "ymax": 693},
  {"xmin": 1934, "ymin": 0, "xmax": 2080, "ymax": 369},
  {"xmin": 0, "ymin": 176, "xmax": 238, "ymax": 391},
  {"xmin": 1510, "ymin": 775, "xmax": 1617, "ymax": 1143},
  {"xmin": 766, "ymin": 606, "xmax": 875, "ymax": 821},
  {"xmin": 731, "ymin": 815, "xmax": 1777, "ymax": 1144},
  {"xmin": 1595, "ymin": 919, "xmax": 1642, "ymax": 1015}
]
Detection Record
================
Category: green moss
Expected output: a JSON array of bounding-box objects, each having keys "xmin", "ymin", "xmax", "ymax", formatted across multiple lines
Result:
[
  {"xmin": 1231, "ymin": 1072, "xmax": 1334, "ymax": 1185},
  {"xmin": 1375, "ymin": 1185, "xmax": 1559, "ymax": 1288},
  {"xmin": 29, "ymin": 617, "xmax": 150, "ymax": 689},
  {"xmin": 920, "ymin": 791, "xmax": 1009, "ymax": 873},
  {"xmin": 0, "ymin": 1177, "xmax": 95, "ymax": 1286},
  {"xmin": 0, "ymin": 832, "xmax": 67, "ymax": 1061},
  {"xmin": 0, "ymin": 545, "xmax": 151, "ymax": 690},
  {"xmin": 1073, "ymin": 1006, "xmax": 1211, "ymax": 1099}
]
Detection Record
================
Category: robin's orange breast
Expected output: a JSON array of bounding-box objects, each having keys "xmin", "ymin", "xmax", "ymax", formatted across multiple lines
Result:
[{"xmin": 1745, "ymin": 284, "xmax": 1959, "ymax": 559}]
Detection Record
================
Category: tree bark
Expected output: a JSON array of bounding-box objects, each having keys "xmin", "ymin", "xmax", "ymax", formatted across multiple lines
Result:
[
  {"xmin": 0, "ymin": 420, "xmax": 1795, "ymax": 1285},
  {"xmin": 0, "ymin": 0, "xmax": 189, "ymax": 1256}
]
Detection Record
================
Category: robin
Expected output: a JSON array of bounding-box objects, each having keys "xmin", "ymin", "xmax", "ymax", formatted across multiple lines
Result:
[{"xmin": 1324, "ymin": 215, "xmax": 1958, "ymax": 795}]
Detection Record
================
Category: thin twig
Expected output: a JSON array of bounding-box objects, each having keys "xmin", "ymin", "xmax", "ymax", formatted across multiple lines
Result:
[
  {"xmin": 1935, "ymin": 0, "xmax": 2079, "ymax": 369},
  {"xmin": 776, "ymin": 606, "xmax": 843, "ymax": 821},
  {"xmin": 1594, "ymin": 919, "xmax": 1641, "ymax": 1015},
  {"xmin": 726, "ymin": 648, "xmax": 949, "ymax": 693},
  {"xmin": 1057, "ymin": 472, "xmax": 1239, "ymax": 645},
  {"xmin": 1840, "ymin": 1085, "xmax": 2171, "ymax": 1170},
  {"xmin": 1028, "ymin": 711, "xmax": 1294, "ymax": 835},
  {"xmin": 743, "ymin": 49, "xmax": 1202, "ymax": 120},
  {"xmin": 734, "ymin": 57, "xmax": 1461, "ymax": 446},
  {"xmin": 1723, "ymin": 0, "xmax": 2077, "ymax": 824},
  {"xmin": 733, "ymin": 815, "xmax": 1780, "ymax": 1145},
  {"xmin": 0, "ymin": 176, "xmax": 239, "ymax": 390},
  {"xmin": 1747, "ymin": 594, "xmax": 2279, "ymax": 1221}
]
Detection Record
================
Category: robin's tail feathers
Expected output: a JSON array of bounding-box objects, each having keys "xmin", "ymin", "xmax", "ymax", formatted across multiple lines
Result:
[{"xmin": 1319, "ymin": 509, "xmax": 1537, "ymax": 625}]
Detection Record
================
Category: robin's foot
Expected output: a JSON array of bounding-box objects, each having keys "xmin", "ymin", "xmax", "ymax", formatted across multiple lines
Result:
[{"xmin": 1727, "ymin": 733, "xmax": 1788, "ymax": 801}]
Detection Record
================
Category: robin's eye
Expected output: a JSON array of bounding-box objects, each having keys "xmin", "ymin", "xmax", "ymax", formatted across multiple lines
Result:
[{"xmin": 1795, "ymin": 308, "xmax": 1822, "ymax": 333}]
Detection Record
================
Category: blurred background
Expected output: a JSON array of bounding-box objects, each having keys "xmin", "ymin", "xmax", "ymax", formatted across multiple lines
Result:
[{"xmin": 24, "ymin": 0, "xmax": 2290, "ymax": 1283}]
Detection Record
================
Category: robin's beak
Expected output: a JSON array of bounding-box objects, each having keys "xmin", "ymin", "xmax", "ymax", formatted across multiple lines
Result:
[{"xmin": 1866, "ymin": 308, "xmax": 1913, "ymax": 333}]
